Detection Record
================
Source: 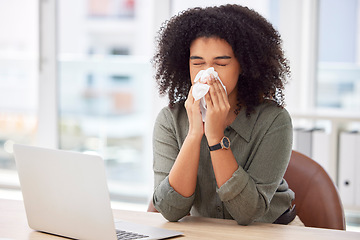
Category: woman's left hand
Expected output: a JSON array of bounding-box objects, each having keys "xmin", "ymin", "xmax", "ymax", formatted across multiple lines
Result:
[{"xmin": 204, "ymin": 75, "xmax": 230, "ymax": 145}]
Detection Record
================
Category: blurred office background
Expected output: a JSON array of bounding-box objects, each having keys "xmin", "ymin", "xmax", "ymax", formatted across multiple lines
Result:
[{"xmin": 0, "ymin": 0, "xmax": 359, "ymax": 227}]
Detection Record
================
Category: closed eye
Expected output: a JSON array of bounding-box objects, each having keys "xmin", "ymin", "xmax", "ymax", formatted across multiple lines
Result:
[{"xmin": 215, "ymin": 56, "xmax": 231, "ymax": 67}]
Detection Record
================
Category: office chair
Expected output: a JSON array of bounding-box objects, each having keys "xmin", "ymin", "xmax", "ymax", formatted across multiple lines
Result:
[
  {"xmin": 147, "ymin": 198, "xmax": 157, "ymax": 212},
  {"xmin": 284, "ymin": 150, "xmax": 346, "ymax": 230},
  {"xmin": 148, "ymin": 150, "xmax": 346, "ymax": 230}
]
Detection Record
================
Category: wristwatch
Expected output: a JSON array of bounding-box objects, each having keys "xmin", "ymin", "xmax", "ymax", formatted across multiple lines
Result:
[{"xmin": 208, "ymin": 136, "xmax": 230, "ymax": 151}]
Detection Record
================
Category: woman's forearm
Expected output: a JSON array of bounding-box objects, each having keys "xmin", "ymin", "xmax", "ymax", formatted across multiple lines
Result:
[
  {"xmin": 168, "ymin": 134, "xmax": 202, "ymax": 197},
  {"xmin": 210, "ymin": 148, "xmax": 239, "ymax": 187}
]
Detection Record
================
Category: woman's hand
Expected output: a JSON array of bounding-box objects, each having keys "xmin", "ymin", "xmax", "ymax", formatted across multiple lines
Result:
[
  {"xmin": 184, "ymin": 86, "xmax": 204, "ymax": 139},
  {"xmin": 204, "ymin": 75, "xmax": 230, "ymax": 145}
]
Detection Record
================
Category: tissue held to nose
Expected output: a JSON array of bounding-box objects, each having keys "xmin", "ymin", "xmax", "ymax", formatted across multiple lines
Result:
[{"xmin": 192, "ymin": 67, "xmax": 227, "ymax": 122}]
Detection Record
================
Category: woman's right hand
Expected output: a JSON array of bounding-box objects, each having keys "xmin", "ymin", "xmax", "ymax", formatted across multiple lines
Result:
[{"xmin": 184, "ymin": 86, "xmax": 204, "ymax": 139}]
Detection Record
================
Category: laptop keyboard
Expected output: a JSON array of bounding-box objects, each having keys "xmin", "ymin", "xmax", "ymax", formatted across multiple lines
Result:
[{"xmin": 116, "ymin": 230, "xmax": 149, "ymax": 240}]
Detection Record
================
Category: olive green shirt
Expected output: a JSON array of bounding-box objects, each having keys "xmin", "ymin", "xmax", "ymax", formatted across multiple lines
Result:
[{"xmin": 152, "ymin": 100, "xmax": 294, "ymax": 225}]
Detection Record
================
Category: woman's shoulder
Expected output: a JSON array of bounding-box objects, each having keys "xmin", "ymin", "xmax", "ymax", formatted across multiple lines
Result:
[
  {"xmin": 256, "ymin": 100, "xmax": 291, "ymax": 122},
  {"xmin": 155, "ymin": 103, "xmax": 187, "ymax": 125}
]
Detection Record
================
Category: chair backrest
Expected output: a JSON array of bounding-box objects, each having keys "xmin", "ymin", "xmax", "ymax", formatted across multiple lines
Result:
[
  {"xmin": 284, "ymin": 150, "xmax": 346, "ymax": 230},
  {"xmin": 147, "ymin": 199, "xmax": 157, "ymax": 212}
]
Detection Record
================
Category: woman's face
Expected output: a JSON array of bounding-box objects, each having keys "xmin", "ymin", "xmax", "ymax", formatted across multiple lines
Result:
[{"xmin": 189, "ymin": 37, "xmax": 241, "ymax": 100}]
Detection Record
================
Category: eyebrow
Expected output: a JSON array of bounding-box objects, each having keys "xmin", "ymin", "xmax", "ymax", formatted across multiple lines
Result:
[
  {"xmin": 215, "ymin": 56, "xmax": 231, "ymax": 60},
  {"xmin": 189, "ymin": 56, "xmax": 203, "ymax": 60},
  {"xmin": 189, "ymin": 56, "xmax": 232, "ymax": 60}
]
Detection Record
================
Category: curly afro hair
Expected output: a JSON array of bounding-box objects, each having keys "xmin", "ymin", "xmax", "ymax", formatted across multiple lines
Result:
[{"xmin": 152, "ymin": 4, "xmax": 291, "ymax": 116}]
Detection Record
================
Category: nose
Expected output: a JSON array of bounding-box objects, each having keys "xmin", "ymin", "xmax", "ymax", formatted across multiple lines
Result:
[{"xmin": 201, "ymin": 63, "xmax": 214, "ymax": 70}]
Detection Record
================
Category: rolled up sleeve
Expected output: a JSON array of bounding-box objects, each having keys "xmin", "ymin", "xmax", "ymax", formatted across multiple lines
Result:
[
  {"xmin": 153, "ymin": 176, "xmax": 195, "ymax": 221},
  {"xmin": 152, "ymin": 107, "xmax": 194, "ymax": 221},
  {"xmin": 217, "ymin": 167, "xmax": 250, "ymax": 201}
]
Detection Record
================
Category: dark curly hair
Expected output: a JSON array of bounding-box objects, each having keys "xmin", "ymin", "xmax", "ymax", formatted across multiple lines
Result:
[{"xmin": 152, "ymin": 4, "xmax": 290, "ymax": 116}]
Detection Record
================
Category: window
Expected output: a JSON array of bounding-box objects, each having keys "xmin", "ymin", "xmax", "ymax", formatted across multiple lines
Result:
[
  {"xmin": 0, "ymin": 0, "xmax": 38, "ymax": 190},
  {"xmin": 3, "ymin": 0, "xmax": 358, "ymax": 212},
  {"xmin": 58, "ymin": 0, "xmax": 155, "ymax": 205},
  {"xmin": 317, "ymin": 0, "xmax": 360, "ymax": 110}
]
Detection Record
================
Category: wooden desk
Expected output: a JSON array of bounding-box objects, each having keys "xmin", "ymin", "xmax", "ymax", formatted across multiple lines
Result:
[{"xmin": 1, "ymin": 198, "xmax": 359, "ymax": 240}]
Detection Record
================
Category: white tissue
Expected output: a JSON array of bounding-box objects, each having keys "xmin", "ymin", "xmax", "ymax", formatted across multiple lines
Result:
[{"xmin": 192, "ymin": 67, "xmax": 227, "ymax": 122}]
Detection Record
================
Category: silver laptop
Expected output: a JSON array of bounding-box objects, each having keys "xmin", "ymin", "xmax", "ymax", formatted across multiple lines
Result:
[{"xmin": 13, "ymin": 144, "xmax": 182, "ymax": 240}]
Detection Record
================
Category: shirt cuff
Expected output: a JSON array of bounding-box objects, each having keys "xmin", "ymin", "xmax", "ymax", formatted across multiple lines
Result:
[
  {"xmin": 155, "ymin": 176, "xmax": 195, "ymax": 210},
  {"xmin": 217, "ymin": 166, "xmax": 250, "ymax": 202}
]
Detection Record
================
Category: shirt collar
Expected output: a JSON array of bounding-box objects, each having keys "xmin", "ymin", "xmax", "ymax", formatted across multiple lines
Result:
[{"xmin": 229, "ymin": 105, "xmax": 261, "ymax": 143}]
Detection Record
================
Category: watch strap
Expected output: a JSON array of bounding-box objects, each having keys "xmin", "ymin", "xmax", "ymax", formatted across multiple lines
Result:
[{"xmin": 208, "ymin": 143, "xmax": 222, "ymax": 151}]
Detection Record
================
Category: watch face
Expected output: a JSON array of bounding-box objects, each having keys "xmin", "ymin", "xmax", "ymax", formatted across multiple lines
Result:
[{"xmin": 222, "ymin": 137, "xmax": 230, "ymax": 149}]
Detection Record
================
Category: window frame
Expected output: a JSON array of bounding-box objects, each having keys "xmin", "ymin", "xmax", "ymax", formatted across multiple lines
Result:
[{"xmin": 37, "ymin": 0, "xmax": 59, "ymax": 148}]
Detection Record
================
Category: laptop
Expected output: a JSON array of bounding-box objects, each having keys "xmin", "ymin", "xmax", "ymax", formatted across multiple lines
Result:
[{"xmin": 13, "ymin": 144, "xmax": 182, "ymax": 240}]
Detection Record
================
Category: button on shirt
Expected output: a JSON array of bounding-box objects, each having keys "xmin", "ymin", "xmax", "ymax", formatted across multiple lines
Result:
[{"xmin": 152, "ymin": 100, "xmax": 295, "ymax": 225}]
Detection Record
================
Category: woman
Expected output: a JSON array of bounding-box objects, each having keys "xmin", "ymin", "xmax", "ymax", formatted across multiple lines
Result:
[{"xmin": 151, "ymin": 4, "xmax": 296, "ymax": 225}]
